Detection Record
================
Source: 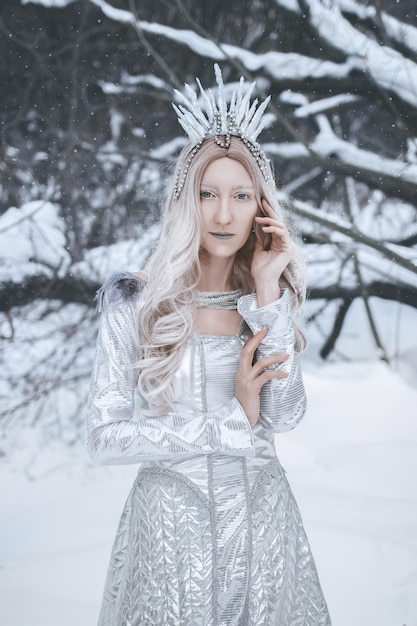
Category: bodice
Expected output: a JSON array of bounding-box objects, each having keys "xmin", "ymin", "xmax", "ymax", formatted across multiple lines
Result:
[{"xmin": 143, "ymin": 332, "xmax": 278, "ymax": 495}]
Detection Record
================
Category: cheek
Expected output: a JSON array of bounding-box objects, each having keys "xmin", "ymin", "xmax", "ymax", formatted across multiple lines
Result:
[
  {"xmin": 242, "ymin": 206, "xmax": 258, "ymax": 232},
  {"xmin": 199, "ymin": 210, "xmax": 209, "ymax": 235},
  {"xmin": 242, "ymin": 222, "xmax": 253, "ymax": 238}
]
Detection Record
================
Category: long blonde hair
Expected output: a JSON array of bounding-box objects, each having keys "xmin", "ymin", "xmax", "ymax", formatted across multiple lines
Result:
[{"xmin": 138, "ymin": 137, "xmax": 306, "ymax": 413}]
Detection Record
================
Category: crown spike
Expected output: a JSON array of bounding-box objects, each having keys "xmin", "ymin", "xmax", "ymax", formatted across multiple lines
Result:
[
  {"xmin": 196, "ymin": 77, "xmax": 214, "ymax": 121},
  {"xmin": 214, "ymin": 63, "xmax": 228, "ymax": 134},
  {"xmin": 246, "ymin": 95, "xmax": 271, "ymax": 140},
  {"xmin": 235, "ymin": 76, "xmax": 245, "ymax": 111}
]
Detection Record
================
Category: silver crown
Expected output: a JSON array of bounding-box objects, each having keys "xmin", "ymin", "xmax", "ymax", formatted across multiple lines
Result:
[{"xmin": 172, "ymin": 64, "xmax": 273, "ymax": 199}]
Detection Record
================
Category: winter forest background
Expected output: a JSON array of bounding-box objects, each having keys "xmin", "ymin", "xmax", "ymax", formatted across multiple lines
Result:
[{"xmin": 1, "ymin": 1, "xmax": 417, "ymax": 625}]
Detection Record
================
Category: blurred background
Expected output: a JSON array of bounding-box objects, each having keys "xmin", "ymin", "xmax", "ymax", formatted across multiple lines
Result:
[{"xmin": 1, "ymin": 1, "xmax": 417, "ymax": 625}]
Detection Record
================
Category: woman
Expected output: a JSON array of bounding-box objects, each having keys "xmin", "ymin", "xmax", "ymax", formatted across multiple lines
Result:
[{"xmin": 86, "ymin": 66, "xmax": 331, "ymax": 626}]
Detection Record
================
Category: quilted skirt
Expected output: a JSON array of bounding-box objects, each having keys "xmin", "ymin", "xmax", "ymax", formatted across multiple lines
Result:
[{"xmin": 97, "ymin": 455, "xmax": 331, "ymax": 626}]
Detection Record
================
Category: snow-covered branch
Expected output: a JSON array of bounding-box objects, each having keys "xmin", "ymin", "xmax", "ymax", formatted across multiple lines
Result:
[
  {"xmin": 292, "ymin": 199, "xmax": 417, "ymax": 275},
  {"xmin": 333, "ymin": 0, "xmax": 417, "ymax": 57},
  {"xmin": 275, "ymin": 0, "xmax": 417, "ymax": 106},
  {"xmin": 87, "ymin": 0, "xmax": 367, "ymax": 83},
  {"xmin": 266, "ymin": 108, "xmax": 417, "ymax": 206}
]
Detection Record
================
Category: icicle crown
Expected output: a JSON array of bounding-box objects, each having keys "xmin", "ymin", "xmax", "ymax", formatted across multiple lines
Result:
[{"xmin": 172, "ymin": 64, "xmax": 273, "ymax": 199}]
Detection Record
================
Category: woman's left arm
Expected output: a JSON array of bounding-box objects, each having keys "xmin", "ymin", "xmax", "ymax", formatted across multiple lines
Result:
[
  {"xmin": 241, "ymin": 198, "xmax": 306, "ymax": 431},
  {"xmin": 237, "ymin": 290, "xmax": 306, "ymax": 432}
]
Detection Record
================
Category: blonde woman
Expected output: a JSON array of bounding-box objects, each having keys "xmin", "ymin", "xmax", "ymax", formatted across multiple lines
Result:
[{"xmin": 86, "ymin": 66, "xmax": 331, "ymax": 626}]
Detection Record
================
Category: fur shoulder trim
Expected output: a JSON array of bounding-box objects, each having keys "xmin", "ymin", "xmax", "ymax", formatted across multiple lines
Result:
[{"xmin": 95, "ymin": 271, "xmax": 146, "ymax": 313}]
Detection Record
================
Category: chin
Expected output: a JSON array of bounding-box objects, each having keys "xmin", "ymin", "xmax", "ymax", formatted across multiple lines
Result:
[{"xmin": 207, "ymin": 248, "xmax": 240, "ymax": 259}]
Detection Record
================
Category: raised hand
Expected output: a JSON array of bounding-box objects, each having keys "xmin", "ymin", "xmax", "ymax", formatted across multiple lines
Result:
[
  {"xmin": 251, "ymin": 199, "xmax": 294, "ymax": 305},
  {"xmin": 235, "ymin": 327, "xmax": 289, "ymax": 426}
]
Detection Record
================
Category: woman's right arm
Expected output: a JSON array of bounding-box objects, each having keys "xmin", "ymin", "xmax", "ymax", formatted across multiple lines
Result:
[{"xmin": 85, "ymin": 274, "xmax": 254, "ymax": 465}]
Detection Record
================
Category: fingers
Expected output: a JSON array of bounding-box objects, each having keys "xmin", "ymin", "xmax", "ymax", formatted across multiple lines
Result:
[
  {"xmin": 240, "ymin": 326, "xmax": 266, "ymax": 360},
  {"xmin": 245, "ymin": 326, "xmax": 267, "ymax": 346},
  {"xmin": 240, "ymin": 327, "xmax": 269, "ymax": 367},
  {"xmin": 256, "ymin": 200, "xmax": 289, "ymax": 235},
  {"xmin": 240, "ymin": 329, "xmax": 289, "ymax": 379},
  {"xmin": 241, "ymin": 329, "xmax": 288, "ymax": 363},
  {"xmin": 254, "ymin": 216, "xmax": 289, "ymax": 237},
  {"xmin": 235, "ymin": 324, "xmax": 289, "ymax": 425},
  {"xmin": 258, "ymin": 368, "xmax": 289, "ymax": 384},
  {"xmin": 254, "ymin": 215, "xmax": 291, "ymax": 244},
  {"xmin": 251, "ymin": 353, "xmax": 289, "ymax": 377},
  {"xmin": 255, "ymin": 215, "xmax": 286, "ymax": 227}
]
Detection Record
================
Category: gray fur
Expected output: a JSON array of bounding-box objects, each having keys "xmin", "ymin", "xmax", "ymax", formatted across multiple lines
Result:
[{"xmin": 95, "ymin": 271, "xmax": 146, "ymax": 313}]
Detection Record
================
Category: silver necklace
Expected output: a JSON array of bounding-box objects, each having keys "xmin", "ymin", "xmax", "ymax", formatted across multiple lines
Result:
[{"xmin": 195, "ymin": 289, "xmax": 242, "ymax": 310}]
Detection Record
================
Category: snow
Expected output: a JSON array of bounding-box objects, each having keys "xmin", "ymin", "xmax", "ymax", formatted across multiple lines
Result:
[
  {"xmin": 335, "ymin": 0, "xmax": 417, "ymax": 55},
  {"xmin": 89, "ymin": 0, "xmax": 366, "ymax": 83},
  {"xmin": 312, "ymin": 114, "xmax": 417, "ymax": 185},
  {"xmin": 22, "ymin": 0, "xmax": 76, "ymax": 6},
  {"xmin": 292, "ymin": 198, "xmax": 417, "ymax": 277},
  {"xmin": 274, "ymin": 0, "xmax": 417, "ymax": 107},
  {"xmin": 306, "ymin": 0, "xmax": 417, "ymax": 107},
  {"xmin": 0, "ymin": 200, "xmax": 160, "ymax": 286},
  {"xmin": 333, "ymin": 0, "xmax": 376, "ymax": 20},
  {"xmin": 25, "ymin": 0, "xmax": 417, "ymax": 107},
  {"xmin": 264, "ymin": 141, "xmax": 309, "ymax": 158},
  {"xmin": 149, "ymin": 136, "xmax": 188, "ymax": 160},
  {"xmin": 305, "ymin": 294, "xmax": 417, "ymax": 386},
  {"xmin": 270, "ymin": 117, "xmax": 417, "ymax": 202},
  {"xmin": 293, "ymin": 94, "xmax": 360, "ymax": 118},
  {"xmin": 72, "ymin": 230, "xmax": 160, "ymax": 283},
  {"xmin": 382, "ymin": 11, "xmax": 417, "ymax": 55},
  {"xmin": 98, "ymin": 72, "xmax": 169, "ymax": 95},
  {"xmin": 1, "ymin": 361, "xmax": 416, "ymax": 626},
  {"xmin": 0, "ymin": 201, "xmax": 70, "ymax": 281},
  {"xmin": 264, "ymin": 120, "xmax": 417, "ymax": 191}
]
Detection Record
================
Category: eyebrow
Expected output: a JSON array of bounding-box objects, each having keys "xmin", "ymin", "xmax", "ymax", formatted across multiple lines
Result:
[{"xmin": 200, "ymin": 182, "xmax": 254, "ymax": 190}]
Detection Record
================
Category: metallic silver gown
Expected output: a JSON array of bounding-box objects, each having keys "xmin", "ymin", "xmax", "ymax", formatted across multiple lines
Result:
[{"xmin": 86, "ymin": 272, "xmax": 331, "ymax": 626}]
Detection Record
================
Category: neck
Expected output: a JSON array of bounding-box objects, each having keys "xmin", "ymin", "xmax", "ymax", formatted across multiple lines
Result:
[{"xmin": 198, "ymin": 254, "xmax": 236, "ymax": 292}]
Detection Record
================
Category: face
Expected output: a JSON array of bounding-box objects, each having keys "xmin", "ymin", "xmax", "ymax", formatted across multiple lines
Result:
[{"xmin": 199, "ymin": 157, "xmax": 258, "ymax": 261}]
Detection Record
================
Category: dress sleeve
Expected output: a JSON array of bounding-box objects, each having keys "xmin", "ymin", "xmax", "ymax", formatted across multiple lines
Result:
[
  {"xmin": 85, "ymin": 273, "xmax": 254, "ymax": 465},
  {"xmin": 237, "ymin": 289, "xmax": 307, "ymax": 432}
]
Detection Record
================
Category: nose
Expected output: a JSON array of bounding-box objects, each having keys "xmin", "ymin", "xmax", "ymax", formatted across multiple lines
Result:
[{"xmin": 214, "ymin": 196, "xmax": 232, "ymax": 225}]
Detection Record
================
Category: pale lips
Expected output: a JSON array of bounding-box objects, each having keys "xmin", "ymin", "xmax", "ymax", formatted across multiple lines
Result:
[{"xmin": 209, "ymin": 232, "xmax": 235, "ymax": 240}]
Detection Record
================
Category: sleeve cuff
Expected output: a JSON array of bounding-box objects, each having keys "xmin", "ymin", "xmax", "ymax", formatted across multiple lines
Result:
[
  {"xmin": 213, "ymin": 398, "xmax": 255, "ymax": 456},
  {"xmin": 237, "ymin": 289, "xmax": 292, "ymax": 341}
]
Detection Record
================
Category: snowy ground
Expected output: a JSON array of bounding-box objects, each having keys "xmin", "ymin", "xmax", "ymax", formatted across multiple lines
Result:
[{"xmin": 1, "ymin": 361, "xmax": 417, "ymax": 626}]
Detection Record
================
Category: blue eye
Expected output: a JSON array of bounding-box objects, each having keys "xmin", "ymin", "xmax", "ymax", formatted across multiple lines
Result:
[
  {"xmin": 236, "ymin": 192, "xmax": 249, "ymax": 200},
  {"xmin": 200, "ymin": 190, "xmax": 213, "ymax": 199}
]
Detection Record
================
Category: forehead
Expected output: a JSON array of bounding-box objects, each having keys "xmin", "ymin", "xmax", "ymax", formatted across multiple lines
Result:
[{"xmin": 202, "ymin": 157, "xmax": 253, "ymax": 185}]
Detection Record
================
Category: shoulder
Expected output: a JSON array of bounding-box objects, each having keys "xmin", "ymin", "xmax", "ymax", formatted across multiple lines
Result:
[{"xmin": 95, "ymin": 271, "xmax": 147, "ymax": 313}]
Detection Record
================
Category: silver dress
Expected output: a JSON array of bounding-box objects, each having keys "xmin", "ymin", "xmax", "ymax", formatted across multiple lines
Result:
[{"xmin": 86, "ymin": 272, "xmax": 331, "ymax": 626}]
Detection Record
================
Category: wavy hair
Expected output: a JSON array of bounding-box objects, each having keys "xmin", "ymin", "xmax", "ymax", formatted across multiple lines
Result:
[{"xmin": 137, "ymin": 137, "xmax": 306, "ymax": 414}]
